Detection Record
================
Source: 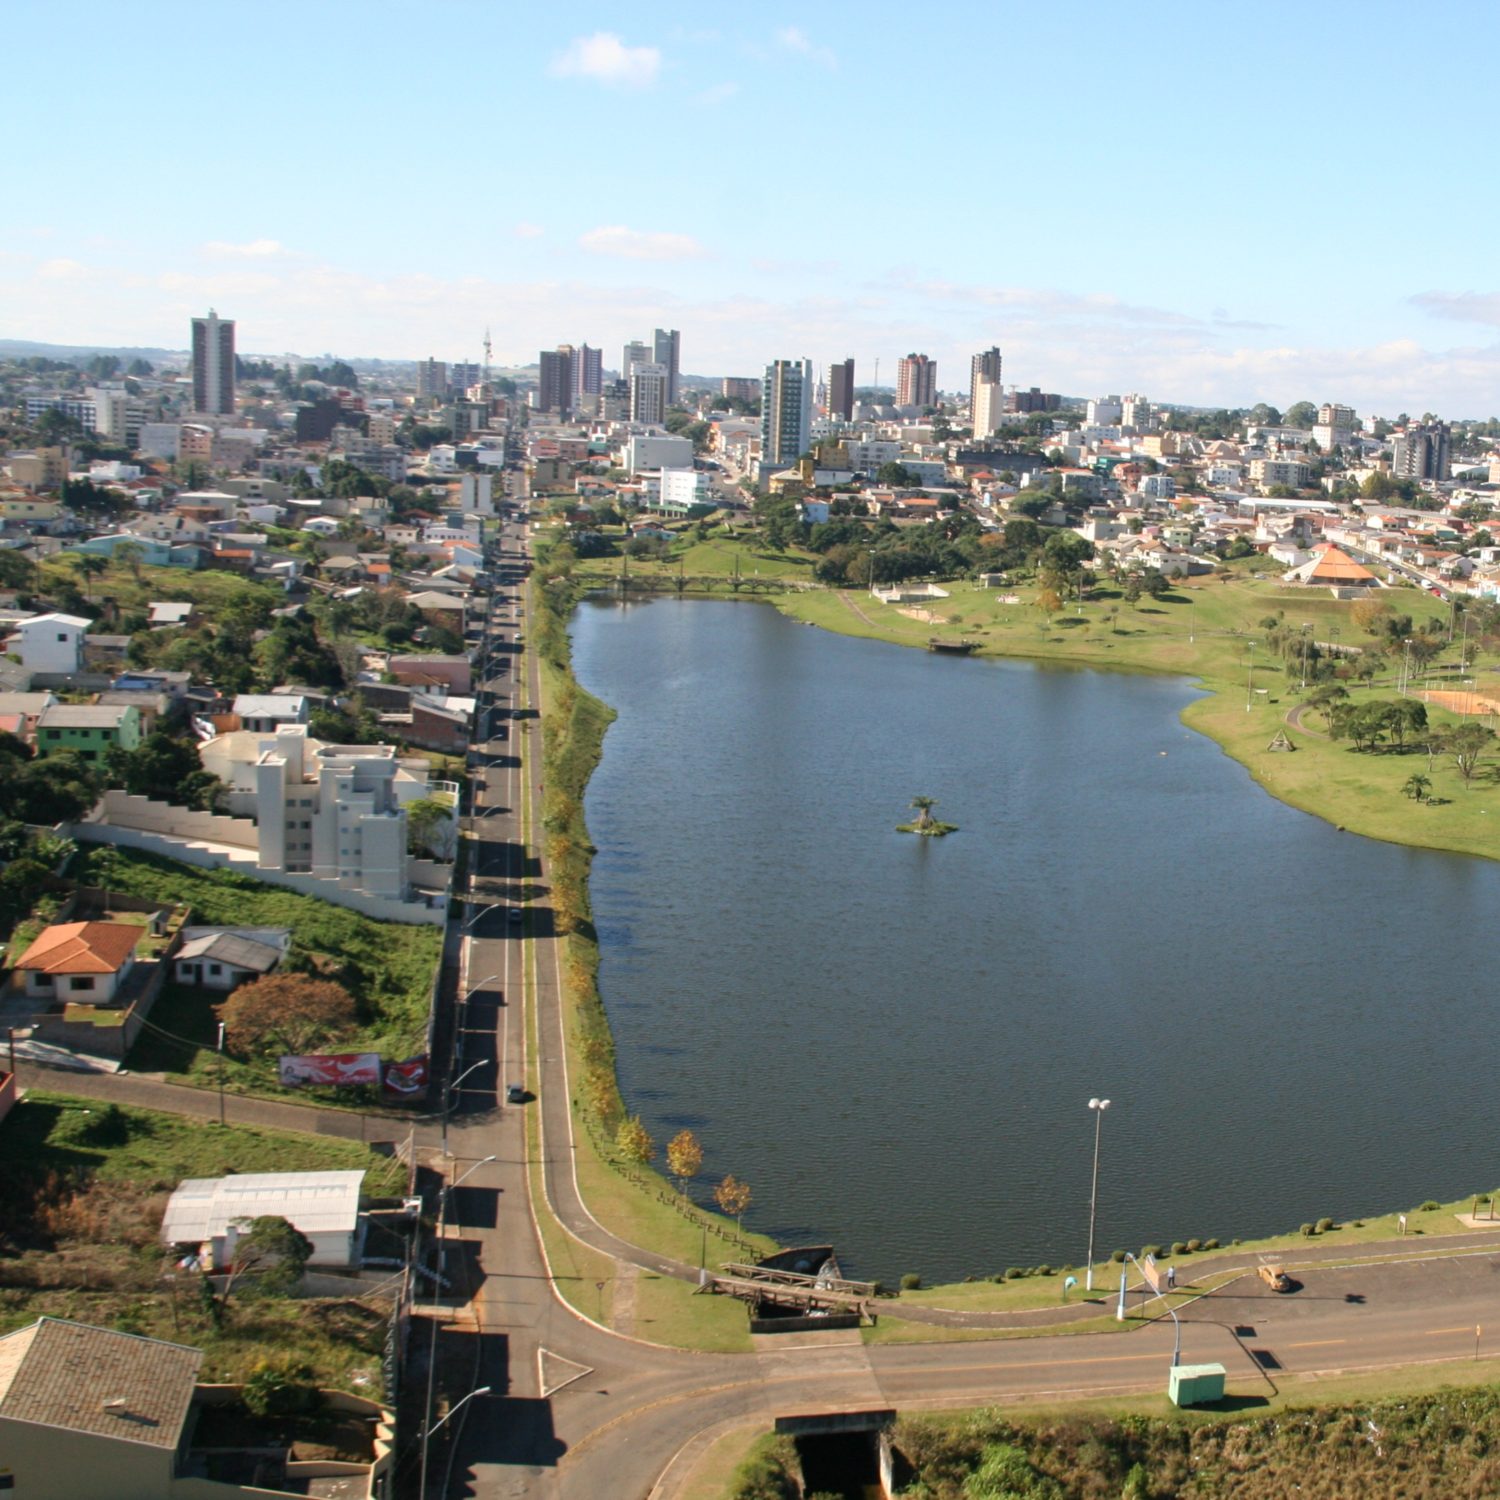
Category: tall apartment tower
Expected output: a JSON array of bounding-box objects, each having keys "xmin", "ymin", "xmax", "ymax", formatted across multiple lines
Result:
[
  {"xmin": 574, "ymin": 344, "xmax": 603, "ymax": 399},
  {"xmin": 1391, "ymin": 422, "xmax": 1451, "ymax": 481},
  {"xmin": 191, "ymin": 309, "xmax": 236, "ymax": 415},
  {"xmin": 416, "ymin": 358, "xmax": 448, "ymax": 399},
  {"xmin": 896, "ymin": 353, "xmax": 936, "ymax": 410},
  {"xmin": 761, "ymin": 359, "xmax": 814, "ymax": 468},
  {"xmin": 652, "ymin": 328, "xmax": 681, "ymax": 405},
  {"xmin": 828, "ymin": 358, "xmax": 855, "ymax": 421},
  {"xmin": 629, "ymin": 363, "xmax": 670, "ymax": 426},
  {"xmin": 538, "ymin": 346, "xmax": 575, "ymax": 415},
  {"xmin": 622, "ymin": 340, "xmax": 651, "ymax": 385},
  {"xmin": 969, "ymin": 347, "xmax": 1004, "ymax": 437}
]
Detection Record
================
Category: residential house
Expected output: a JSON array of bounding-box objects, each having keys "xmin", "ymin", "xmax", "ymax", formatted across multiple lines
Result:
[
  {"xmin": 161, "ymin": 1169, "xmax": 366, "ymax": 1269},
  {"xmin": 36, "ymin": 703, "xmax": 142, "ymax": 759},
  {"xmin": 172, "ymin": 926, "xmax": 290, "ymax": 991},
  {"xmin": 5, "ymin": 612, "xmax": 90, "ymax": 675},
  {"xmin": 93, "ymin": 689, "xmax": 172, "ymax": 737},
  {"xmin": 147, "ymin": 601, "xmax": 198, "ymax": 629},
  {"xmin": 232, "ymin": 693, "xmax": 309, "ymax": 733},
  {"xmin": 12, "ymin": 920, "xmax": 143, "ymax": 1005},
  {"xmin": 388, "ymin": 653, "xmax": 472, "ymax": 693},
  {"xmin": 0, "ymin": 689, "xmax": 58, "ymax": 740}
]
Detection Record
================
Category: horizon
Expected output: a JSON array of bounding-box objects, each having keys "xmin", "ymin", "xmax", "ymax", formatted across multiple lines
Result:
[{"xmin": 5, "ymin": 1, "xmax": 1500, "ymax": 416}]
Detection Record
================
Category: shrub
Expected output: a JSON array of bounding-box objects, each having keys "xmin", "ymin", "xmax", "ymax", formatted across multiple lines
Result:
[
  {"xmin": 1316, "ymin": 1217, "xmax": 1335, "ymax": 1233},
  {"xmin": 1141, "ymin": 1245, "xmax": 1161, "ymax": 1259},
  {"xmin": 1352, "ymin": 1220, "xmax": 1364, "ymax": 1228},
  {"xmin": 1187, "ymin": 1238, "xmax": 1202, "ymax": 1253},
  {"xmin": 1171, "ymin": 1241, "xmax": 1188, "ymax": 1256},
  {"xmin": 1111, "ymin": 1249, "xmax": 1127, "ymax": 1263},
  {"xmin": 1004, "ymin": 1267, "xmax": 1024, "ymax": 1281},
  {"xmin": 1300, "ymin": 1223, "xmax": 1315, "ymax": 1237},
  {"xmin": 900, "ymin": 1273, "xmax": 921, "ymax": 1291},
  {"xmin": 1204, "ymin": 1238, "xmax": 1220, "ymax": 1250},
  {"xmin": 242, "ymin": 1358, "xmax": 324, "ymax": 1419},
  {"xmin": 1232, "ymin": 1238, "xmax": 1242, "ymax": 1246},
  {"xmin": 1420, "ymin": 1200, "xmax": 1441, "ymax": 1212},
  {"xmin": 1036, "ymin": 1265, "xmax": 1052, "ymax": 1277}
]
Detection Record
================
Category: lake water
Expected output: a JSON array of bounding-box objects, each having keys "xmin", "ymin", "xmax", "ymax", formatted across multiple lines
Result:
[{"xmin": 572, "ymin": 595, "xmax": 1500, "ymax": 1284}]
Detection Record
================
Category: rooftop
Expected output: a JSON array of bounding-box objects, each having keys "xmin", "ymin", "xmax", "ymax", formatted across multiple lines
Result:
[
  {"xmin": 161, "ymin": 1170, "xmax": 365, "ymax": 1245},
  {"xmin": 0, "ymin": 1318, "xmax": 201, "ymax": 1450},
  {"xmin": 14, "ymin": 921, "xmax": 144, "ymax": 975}
]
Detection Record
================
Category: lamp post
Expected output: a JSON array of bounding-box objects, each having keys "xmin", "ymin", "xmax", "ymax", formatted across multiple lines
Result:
[
  {"xmin": 442, "ymin": 1060, "xmax": 486, "ymax": 1157},
  {"xmin": 216, "ymin": 1022, "xmax": 226, "ymax": 1127},
  {"xmin": 462, "ymin": 903, "xmax": 493, "ymax": 932},
  {"xmin": 419, "ymin": 1383, "xmax": 492, "ymax": 1499},
  {"xmin": 1085, "ymin": 1097, "xmax": 1111, "ymax": 1291},
  {"xmin": 1245, "ymin": 639, "xmax": 1256, "ymax": 711}
]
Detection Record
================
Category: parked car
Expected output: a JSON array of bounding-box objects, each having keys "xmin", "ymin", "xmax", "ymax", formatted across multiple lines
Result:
[{"xmin": 1258, "ymin": 1263, "xmax": 1292, "ymax": 1292}]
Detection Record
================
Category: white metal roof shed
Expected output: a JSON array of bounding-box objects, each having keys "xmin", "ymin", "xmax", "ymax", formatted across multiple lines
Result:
[{"xmin": 161, "ymin": 1170, "xmax": 366, "ymax": 1266}]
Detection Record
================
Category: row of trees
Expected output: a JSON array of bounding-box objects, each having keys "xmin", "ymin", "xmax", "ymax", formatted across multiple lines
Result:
[{"xmin": 614, "ymin": 1117, "xmax": 754, "ymax": 1232}]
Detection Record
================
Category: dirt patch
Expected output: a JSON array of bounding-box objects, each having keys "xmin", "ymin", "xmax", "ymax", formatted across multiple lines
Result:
[{"xmin": 897, "ymin": 606, "xmax": 946, "ymax": 624}]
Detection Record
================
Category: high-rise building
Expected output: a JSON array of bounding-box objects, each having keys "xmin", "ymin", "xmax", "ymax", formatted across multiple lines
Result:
[
  {"xmin": 761, "ymin": 359, "xmax": 814, "ymax": 468},
  {"xmin": 1087, "ymin": 395, "xmax": 1123, "ymax": 426},
  {"xmin": 191, "ymin": 309, "xmax": 235, "ymax": 415},
  {"xmin": 972, "ymin": 380, "xmax": 1006, "ymax": 439},
  {"xmin": 574, "ymin": 344, "xmax": 603, "ymax": 399},
  {"xmin": 828, "ymin": 358, "xmax": 855, "ymax": 421},
  {"xmin": 969, "ymin": 348, "xmax": 1002, "ymax": 421},
  {"xmin": 1392, "ymin": 422, "xmax": 1450, "ymax": 481},
  {"xmin": 1313, "ymin": 402, "xmax": 1357, "ymax": 452},
  {"xmin": 896, "ymin": 353, "xmax": 936, "ymax": 410},
  {"xmin": 449, "ymin": 362, "xmax": 480, "ymax": 393},
  {"xmin": 416, "ymin": 358, "xmax": 448, "ymax": 399},
  {"xmin": 623, "ymin": 341, "xmax": 651, "ymax": 385},
  {"xmin": 721, "ymin": 377, "xmax": 760, "ymax": 404},
  {"xmin": 538, "ymin": 347, "xmax": 575, "ymax": 415},
  {"xmin": 653, "ymin": 328, "xmax": 681, "ymax": 406},
  {"xmin": 629, "ymin": 363, "xmax": 670, "ymax": 426},
  {"xmin": 1120, "ymin": 394, "xmax": 1153, "ymax": 430}
]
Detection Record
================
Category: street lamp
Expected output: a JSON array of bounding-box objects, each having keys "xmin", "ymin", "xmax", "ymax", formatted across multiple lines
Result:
[
  {"xmin": 1245, "ymin": 639, "xmax": 1256, "ymax": 711},
  {"xmin": 461, "ymin": 904, "xmax": 493, "ymax": 932},
  {"xmin": 419, "ymin": 1383, "xmax": 492, "ymax": 1499},
  {"xmin": 442, "ymin": 1060, "xmax": 486, "ymax": 1157},
  {"xmin": 1085, "ymin": 1097, "xmax": 1111, "ymax": 1291}
]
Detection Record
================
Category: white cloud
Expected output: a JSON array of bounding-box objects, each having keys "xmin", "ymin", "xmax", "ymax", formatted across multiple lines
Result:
[
  {"xmin": 513, "ymin": 222, "xmax": 545, "ymax": 240},
  {"xmin": 1410, "ymin": 290, "xmax": 1500, "ymax": 327},
  {"xmin": 774, "ymin": 26, "xmax": 837, "ymax": 68},
  {"xmin": 202, "ymin": 238, "xmax": 285, "ymax": 259},
  {"xmin": 36, "ymin": 258, "xmax": 88, "ymax": 280},
  {"xmin": 578, "ymin": 225, "xmax": 706, "ymax": 262},
  {"xmin": 550, "ymin": 32, "xmax": 661, "ymax": 88}
]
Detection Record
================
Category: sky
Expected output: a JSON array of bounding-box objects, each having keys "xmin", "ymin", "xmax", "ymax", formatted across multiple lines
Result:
[{"xmin": 6, "ymin": 0, "xmax": 1500, "ymax": 415}]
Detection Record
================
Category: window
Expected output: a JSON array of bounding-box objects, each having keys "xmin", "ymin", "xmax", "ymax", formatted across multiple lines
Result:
[
  {"xmin": 208, "ymin": 964, "xmax": 222, "ymax": 976},
  {"xmin": 57, "ymin": 632, "xmax": 69, "ymax": 642},
  {"xmin": 69, "ymin": 977, "xmax": 92, "ymax": 992}
]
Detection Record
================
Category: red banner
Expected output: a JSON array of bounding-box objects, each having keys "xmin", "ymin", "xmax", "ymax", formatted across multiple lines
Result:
[
  {"xmin": 279, "ymin": 1052, "xmax": 383, "ymax": 1088},
  {"xmin": 382, "ymin": 1055, "xmax": 429, "ymax": 1098}
]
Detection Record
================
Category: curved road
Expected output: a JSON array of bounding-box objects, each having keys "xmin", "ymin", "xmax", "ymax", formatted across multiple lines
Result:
[{"xmin": 432, "ymin": 513, "xmax": 1500, "ymax": 1499}]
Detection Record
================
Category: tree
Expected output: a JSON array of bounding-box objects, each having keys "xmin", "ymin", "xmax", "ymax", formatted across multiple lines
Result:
[
  {"xmin": 1351, "ymin": 597, "xmax": 1394, "ymax": 636},
  {"xmin": 113, "ymin": 540, "xmax": 145, "ymax": 582},
  {"xmin": 221, "ymin": 974, "xmax": 357, "ymax": 1056},
  {"xmin": 615, "ymin": 1115, "xmax": 655, "ymax": 1165},
  {"xmin": 713, "ymin": 1174, "xmax": 752, "ymax": 1233},
  {"xmin": 1386, "ymin": 698, "xmax": 1428, "ymax": 750},
  {"xmin": 876, "ymin": 461, "xmax": 918, "ymax": 487},
  {"xmin": 221, "ymin": 1216, "xmax": 315, "ymax": 1309},
  {"xmin": 1403, "ymin": 773, "xmax": 1432, "ymax": 802},
  {"xmin": 909, "ymin": 795, "xmax": 936, "ymax": 829},
  {"xmin": 74, "ymin": 554, "xmax": 108, "ymax": 601},
  {"xmin": 665, "ymin": 1128, "xmax": 703, "ymax": 1194},
  {"xmin": 1036, "ymin": 587, "xmax": 1062, "ymax": 617},
  {"xmin": 1284, "ymin": 401, "xmax": 1318, "ymax": 429},
  {"xmin": 1447, "ymin": 722, "xmax": 1495, "ymax": 787},
  {"xmin": 406, "ymin": 794, "xmax": 457, "ymax": 860}
]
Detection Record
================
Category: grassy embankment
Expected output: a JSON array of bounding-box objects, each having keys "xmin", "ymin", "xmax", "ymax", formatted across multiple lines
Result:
[
  {"xmin": 519, "ymin": 560, "xmax": 774, "ymax": 1349},
  {"xmin": 70, "ymin": 845, "xmax": 442, "ymax": 1101},
  {"xmin": 775, "ymin": 569, "xmax": 1500, "ymax": 862},
  {"xmin": 0, "ymin": 1091, "xmax": 404, "ymax": 1386},
  {"xmin": 725, "ymin": 1382, "xmax": 1500, "ymax": 1499},
  {"xmin": 39, "ymin": 555, "xmax": 284, "ymax": 615}
]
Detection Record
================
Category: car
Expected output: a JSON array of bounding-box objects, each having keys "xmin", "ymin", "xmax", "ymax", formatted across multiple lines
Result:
[
  {"xmin": 1258, "ymin": 1263, "xmax": 1292, "ymax": 1292},
  {"xmin": 508, "ymin": 906, "xmax": 524, "ymax": 923},
  {"xmin": 506, "ymin": 1083, "xmax": 526, "ymax": 1104}
]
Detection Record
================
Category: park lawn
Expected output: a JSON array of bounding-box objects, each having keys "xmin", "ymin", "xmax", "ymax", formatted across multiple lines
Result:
[
  {"xmin": 71, "ymin": 845, "xmax": 442, "ymax": 1096},
  {"xmin": 40, "ymin": 556, "xmax": 283, "ymax": 615},
  {"xmin": 862, "ymin": 1311, "xmax": 1129, "ymax": 1347}
]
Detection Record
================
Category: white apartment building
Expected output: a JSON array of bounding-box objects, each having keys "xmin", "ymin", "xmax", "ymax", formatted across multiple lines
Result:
[
  {"xmin": 643, "ymin": 468, "xmax": 714, "ymax": 515},
  {"xmin": 625, "ymin": 434, "xmax": 693, "ymax": 476},
  {"xmin": 1087, "ymin": 395, "xmax": 1124, "ymax": 426},
  {"xmin": 458, "ymin": 471, "xmax": 494, "ymax": 514},
  {"xmin": 629, "ymin": 363, "xmax": 670, "ymax": 426},
  {"xmin": 972, "ymin": 380, "xmax": 1006, "ymax": 439},
  {"xmin": 844, "ymin": 439, "xmax": 903, "ymax": 472},
  {"xmin": 5, "ymin": 613, "xmax": 90, "ymax": 676},
  {"xmin": 1249, "ymin": 457, "xmax": 1313, "ymax": 491}
]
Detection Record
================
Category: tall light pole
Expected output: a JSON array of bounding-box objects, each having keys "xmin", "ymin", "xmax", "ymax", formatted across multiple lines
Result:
[
  {"xmin": 442, "ymin": 1060, "xmax": 485, "ymax": 1157},
  {"xmin": 419, "ymin": 1383, "xmax": 492, "ymax": 1500},
  {"xmin": 1245, "ymin": 639, "xmax": 1256, "ymax": 711},
  {"xmin": 1085, "ymin": 1097, "xmax": 1111, "ymax": 1291}
]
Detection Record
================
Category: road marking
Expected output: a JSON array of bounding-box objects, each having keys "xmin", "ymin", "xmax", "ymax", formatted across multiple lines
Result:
[
  {"xmin": 1427, "ymin": 1326, "xmax": 1476, "ymax": 1335},
  {"xmin": 538, "ymin": 1347, "xmax": 594, "ymax": 1398},
  {"xmin": 1285, "ymin": 1339, "xmax": 1346, "ymax": 1348}
]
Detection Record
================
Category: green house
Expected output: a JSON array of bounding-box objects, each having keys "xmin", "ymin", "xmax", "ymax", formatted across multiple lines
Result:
[{"xmin": 35, "ymin": 703, "xmax": 142, "ymax": 761}]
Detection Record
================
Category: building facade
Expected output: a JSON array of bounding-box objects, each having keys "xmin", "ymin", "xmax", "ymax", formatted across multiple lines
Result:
[
  {"xmin": 1391, "ymin": 422, "xmax": 1450, "ymax": 481},
  {"xmin": 629, "ymin": 362, "xmax": 669, "ymax": 426},
  {"xmin": 897, "ymin": 353, "xmax": 937, "ymax": 410},
  {"xmin": 969, "ymin": 347, "xmax": 1002, "ymax": 427},
  {"xmin": 538, "ymin": 346, "xmax": 574, "ymax": 415},
  {"xmin": 761, "ymin": 359, "xmax": 814, "ymax": 469},
  {"xmin": 828, "ymin": 357, "xmax": 855, "ymax": 421},
  {"xmin": 190, "ymin": 309, "xmax": 235, "ymax": 415}
]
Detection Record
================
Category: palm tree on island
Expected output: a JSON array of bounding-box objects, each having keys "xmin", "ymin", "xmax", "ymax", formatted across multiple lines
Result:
[{"xmin": 898, "ymin": 795, "xmax": 957, "ymax": 836}]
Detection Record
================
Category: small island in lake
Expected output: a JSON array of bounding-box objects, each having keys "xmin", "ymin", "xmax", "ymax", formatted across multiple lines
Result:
[{"xmin": 897, "ymin": 795, "xmax": 958, "ymax": 836}]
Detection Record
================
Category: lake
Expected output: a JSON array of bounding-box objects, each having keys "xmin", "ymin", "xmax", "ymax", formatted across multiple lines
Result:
[{"xmin": 572, "ymin": 595, "xmax": 1500, "ymax": 1284}]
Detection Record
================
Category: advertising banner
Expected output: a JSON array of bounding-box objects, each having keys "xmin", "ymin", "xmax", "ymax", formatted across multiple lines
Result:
[
  {"xmin": 382, "ymin": 1055, "xmax": 429, "ymax": 1099},
  {"xmin": 278, "ymin": 1052, "xmax": 383, "ymax": 1088}
]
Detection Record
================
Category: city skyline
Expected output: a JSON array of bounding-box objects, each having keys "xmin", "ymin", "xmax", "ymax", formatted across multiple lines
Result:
[{"xmin": 6, "ymin": 1, "xmax": 1500, "ymax": 414}]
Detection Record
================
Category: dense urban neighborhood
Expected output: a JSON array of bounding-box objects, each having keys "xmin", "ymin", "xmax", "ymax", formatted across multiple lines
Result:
[{"xmin": 5, "ymin": 317, "xmax": 1500, "ymax": 1500}]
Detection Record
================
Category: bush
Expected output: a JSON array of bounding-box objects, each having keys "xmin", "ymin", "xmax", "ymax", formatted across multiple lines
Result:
[
  {"xmin": 1186, "ymin": 1238, "xmax": 1202, "ymax": 1253},
  {"xmin": 1036, "ymin": 1264, "xmax": 1052, "ymax": 1277},
  {"xmin": 1111, "ymin": 1249, "xmax": 1127, "ymax": 1263},
  {"xmin": 1315, "ymin": 1217, "xmax": 1335, "ymax": 1233},
  {"xmin": 1141, "ymin": 1245, "xmax": 1161, "ymax": 1259},
  {"xmin": 1352, "ymin": 1220, "xmax": 1364, "ymax": 1229},
  {"xmin": 1204, "ymin": 1238, "xmax": 1220, "ymax": 1250},
  {"xmin": 242, "ymin": 1358, "xmax": 324, "ymax": 1419},
  {"xmin": 1420, "ymin": 1200, "xmax": 1441, "ymax": 1212},
  {"xmin": 1004, "ymin": 1267, "xmax": 1024, "ymax": 1281},
  {"xmin": 900, "ymin": 1272, "xmax": 921, "ymax": 1291},
  {"xmin": 1171, "ymin": 1241, "xmax": 1188, "ymax": 1256},
  {"xmin": 1300, "ymin": 1223, "xmax": 1315, "ymax": 1237}
]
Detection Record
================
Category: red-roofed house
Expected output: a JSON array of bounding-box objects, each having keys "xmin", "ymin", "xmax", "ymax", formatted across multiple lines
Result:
[{"xmin": 13, "ymin": 921, "xmax": 144, "ymax": 1004}]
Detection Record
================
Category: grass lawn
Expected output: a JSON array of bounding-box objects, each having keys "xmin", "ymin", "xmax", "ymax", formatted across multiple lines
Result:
[
  {"xmin": 70, "ymin": 846, "xmax": 442, "ymax": 1097},
  {"xmin": 41, "ymin": 556, "xmax": 283, "ymax": 615},
  {"xmin": 0, "ymin": 1091, "xmax": 404, "ymax": 1387}
]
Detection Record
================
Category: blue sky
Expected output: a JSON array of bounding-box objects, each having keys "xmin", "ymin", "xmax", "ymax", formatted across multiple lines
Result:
[{"xmin": 6, "ymin": 0, "xmax": 1500, "ymax": 414}]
